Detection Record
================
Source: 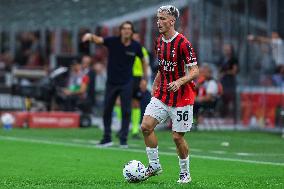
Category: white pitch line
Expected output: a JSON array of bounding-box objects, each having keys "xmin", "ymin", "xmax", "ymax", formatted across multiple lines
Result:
[
  {"xmin": 209, "ymin": 150, "xmax": 226, "ymax": 154},
  {"xmin": 1, "ymin": 136, "xmax": 284, "ymax": 167}
]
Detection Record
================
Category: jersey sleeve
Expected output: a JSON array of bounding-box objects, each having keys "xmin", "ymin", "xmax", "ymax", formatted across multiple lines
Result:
[{"xmin": 181, "ymin": 41, "xmax": 197, "ymax": 67}]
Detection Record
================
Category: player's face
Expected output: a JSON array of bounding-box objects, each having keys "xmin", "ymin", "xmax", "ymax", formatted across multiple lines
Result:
[
  {"xmin": 120, "ymin": 23, "xmax": 133, "ymax": 39},
  {"xmin": 157, "ymin": 11, "xmax": 174, "ymax": 34}
]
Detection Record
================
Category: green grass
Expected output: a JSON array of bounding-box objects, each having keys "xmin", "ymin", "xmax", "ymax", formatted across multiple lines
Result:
[{"xmin": 0, "ymin": 127, "xmax": 283, "ymax": 189}]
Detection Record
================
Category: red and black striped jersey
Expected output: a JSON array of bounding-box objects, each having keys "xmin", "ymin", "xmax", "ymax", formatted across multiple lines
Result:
[{"xmin": 153, "ymin": 32, "xmax": 197, "ymax": 107}]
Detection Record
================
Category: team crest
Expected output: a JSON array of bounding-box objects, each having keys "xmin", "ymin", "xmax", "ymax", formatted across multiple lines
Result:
[{"xmin": 171, "ymin": 48, "xmax": 176, "ymax": 58}]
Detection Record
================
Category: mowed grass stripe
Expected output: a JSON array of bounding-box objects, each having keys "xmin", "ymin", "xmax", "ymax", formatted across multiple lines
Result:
[{"xmin": 1, "ymin": 136, "xmax": 284, "ymax": 167}]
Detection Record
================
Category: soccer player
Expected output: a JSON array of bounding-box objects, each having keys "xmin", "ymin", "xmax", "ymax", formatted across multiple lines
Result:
[
  {"xmin": 141, "ymin": 5, "xmax": 199, "ymax": 184},
  {"xmin": 82, "ymin": 21, "xmax": 147, "ymax": 148}
]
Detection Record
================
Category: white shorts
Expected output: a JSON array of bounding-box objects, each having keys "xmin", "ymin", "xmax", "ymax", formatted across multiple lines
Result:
[{"xmin": 144, "ymin": 97, "xmax": 193, "ymax": 132}]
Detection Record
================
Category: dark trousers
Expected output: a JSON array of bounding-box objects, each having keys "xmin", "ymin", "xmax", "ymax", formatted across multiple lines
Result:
[{"xmin": 103, "ymin": 81, "xmax": 132, "ymax": 143}]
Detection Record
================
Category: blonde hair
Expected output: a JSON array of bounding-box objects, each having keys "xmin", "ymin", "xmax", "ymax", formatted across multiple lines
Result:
[{"xmin": 158, "ymin": 5, "xmax": 180, "ymax": 19}]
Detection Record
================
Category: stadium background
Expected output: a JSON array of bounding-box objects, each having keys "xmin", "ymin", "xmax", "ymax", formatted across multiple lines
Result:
[
  {"xmin": 1, "ymin": 0, "xmax": 284, "ymax": 131},
  {"xmin": 0, "ymin": 1, "xmax": 284, "ymax": 188}
]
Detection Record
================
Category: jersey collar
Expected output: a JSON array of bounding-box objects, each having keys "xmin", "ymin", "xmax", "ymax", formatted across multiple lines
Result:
[{"xmin": 162, "ymin": 32, "xmax": 179, "ymax": 43}]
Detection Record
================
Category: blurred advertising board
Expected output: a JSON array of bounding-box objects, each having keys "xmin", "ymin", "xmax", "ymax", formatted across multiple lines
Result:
[
  {"xmin": 241, "ymin": 87, "xmax": 284, "ymax": 128},
  {"xmin": 0, "ymin": 111, "xmax": 80, "ymax": 128}
]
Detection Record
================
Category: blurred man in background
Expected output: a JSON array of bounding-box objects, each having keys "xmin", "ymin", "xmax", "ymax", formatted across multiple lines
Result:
[
  {"xmin": 217, "ymin": 44, "xmax": 238, "ymax": 123},
  {"xmin": 194, "ymin": 64, "xmax": 221, "ymax": 119},
  {"xmin": 82, "ymin": 21, "xmax": 147, "ymax": 148},
  {"xmin": 114, "ymin": 31, "xmax": 151, "ymax": 140},
  {"xmin": 57, "ymin": 59, "xmax": 89, "ymax": 111}
]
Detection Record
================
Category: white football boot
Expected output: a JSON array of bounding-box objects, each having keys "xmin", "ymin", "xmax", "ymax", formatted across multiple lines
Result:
[
  {"xmin": 177, "ymin": 172, "xmax": 192, "ymax": 184},
  {"xmin": 143, "ymin": 163, "xmax": 163, "ymax": 180}
]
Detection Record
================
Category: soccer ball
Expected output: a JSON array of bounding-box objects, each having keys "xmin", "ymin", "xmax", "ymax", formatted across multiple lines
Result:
[{"xmin": 122, "ymin": 160, "xmax": 146, "ymax": 182}]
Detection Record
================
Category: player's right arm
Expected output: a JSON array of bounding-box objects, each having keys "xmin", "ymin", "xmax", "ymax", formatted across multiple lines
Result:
[
  {"xmin": 82, "ymin": 33, "xmax": 104, "ymax": 45},
  {"xmin": 151, "ymin": 71, "xmax": 161, "ymax": 96}
]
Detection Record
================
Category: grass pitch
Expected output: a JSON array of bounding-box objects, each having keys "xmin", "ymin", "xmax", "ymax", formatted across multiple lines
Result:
[{"xmin": 0, "ymin": 127, "xmax": 283, "ymax": 189}]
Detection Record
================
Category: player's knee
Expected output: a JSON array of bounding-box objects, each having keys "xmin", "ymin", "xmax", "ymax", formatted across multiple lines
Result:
[
  {"xmin": 141, "ymin": 122, "xmax": 154, "ymax": 135},
  {"xmin": 172, "ymin": 133, "xmax": 184, "ymax": 144}
]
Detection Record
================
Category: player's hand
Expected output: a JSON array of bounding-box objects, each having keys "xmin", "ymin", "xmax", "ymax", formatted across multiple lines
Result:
[
  {"xmin": 167, "ymin": 80, "xmax": 181, "ymax": 92},
  {"xmin": 82, "ymin": 33, "xmax": 92, "ymax": 42}
]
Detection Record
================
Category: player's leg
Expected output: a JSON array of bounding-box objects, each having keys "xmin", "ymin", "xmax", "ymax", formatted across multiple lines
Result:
[
  {"xmin": 141, "ymin": 115, "xmax": 163, "ymax": 178},
  {"xmin": 141, "ymin": 115, "xmax": 159, "ymax": 147},
  {"xmin": 98, "ymin": 84, "xmax": 119, "ymax": 147},
  {"xmin": 119, "ymin": 81, "xmax": 133, "ymax": 147},
  {"xmin": 172, "ymin": 132, "xmax": 191, "ymax": 184},
  {"xmin": 142, "ymin": 97, "xmax": 168, "ymax": 178},
  {"xmin": 170, "ymin": 105, "xmax": 193, "ymax": 184}
]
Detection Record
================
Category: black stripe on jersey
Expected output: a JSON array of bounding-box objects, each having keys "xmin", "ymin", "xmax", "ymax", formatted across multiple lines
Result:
[
  {"xmin": 158, "ymin": 39, "xmax": 165, "ymax": 100},
  {"xmin": 166, "ymin": 37, "xmax": 177, "ymax": 105},
  {"xmin": 165, "ymin": 37, "xmax": 177, "ymax": 105},
  {"xmin": 173, "ymin": 38, "xmax": 184, "ymax": 106},
  {"xmin": 160, "ymin": 41, "xmax": 168, "ymax": 100},
  {"xmin": 180, "ymin": 50, "xmax": 189, "ymax": 97}
]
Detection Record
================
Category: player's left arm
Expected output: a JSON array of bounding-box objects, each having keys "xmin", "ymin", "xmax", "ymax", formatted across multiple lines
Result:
[
  {"xmin": 168, "ymin": 42, "xmax": 199, "ymax": 92},
  {"xmin": 168, "ymin": 65, "xmax": 199, "ymax": 92}
]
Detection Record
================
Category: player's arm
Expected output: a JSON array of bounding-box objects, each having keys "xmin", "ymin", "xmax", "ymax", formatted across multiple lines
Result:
[
  {"xmin": 168, "ymin": 65, "xmax": 199, "ymax": 92},
  {"xmin": 82, "ymin": 33, "xmax": 104, "ymax": 45},
  {"xmin": 179, "ymin": 65, "xmax": 199, "ymax": 85},
  {"xmin": 151, "ymin": 71, "xmax": 161, "ymax": 96},
  {"xmin": 168, "ymin": 42, "xmax": 199, "ymax": 92}
]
